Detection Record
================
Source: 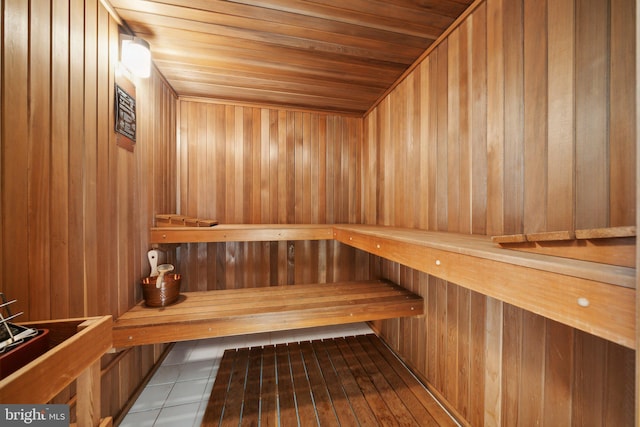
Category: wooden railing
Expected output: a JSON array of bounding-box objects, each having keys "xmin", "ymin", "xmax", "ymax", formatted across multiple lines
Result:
[{"xmin": 0, "ymin": 316, "xmax": 113, "ymax": 427}]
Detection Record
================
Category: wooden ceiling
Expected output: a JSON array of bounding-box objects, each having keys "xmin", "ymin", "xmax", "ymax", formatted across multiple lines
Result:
[{"xmin": 109, "ymin": 0, "xmax": 476, "ymax": 115}]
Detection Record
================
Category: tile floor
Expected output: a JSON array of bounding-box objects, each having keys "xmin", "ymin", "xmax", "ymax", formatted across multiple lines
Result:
[{"xmin": 119, "ymin": 322, "xmax": 373, "ymax": 427}]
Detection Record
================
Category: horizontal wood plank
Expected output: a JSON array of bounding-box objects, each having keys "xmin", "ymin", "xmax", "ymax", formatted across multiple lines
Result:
[
  {"xmin": 150, "ymin": 224, "xmax": 334, "ymax": 243},
  {"xmin": 491, "ymin": 226, "xmax": 636, "ymax": 267},
  {"xmin": 155, "ymin": 213, "xmax": 218, "ymax": 227},
  {"xmin": 113, "ymin": 280, "xmax": 423, "ymax": 347},
  {"xmin": 492, "ymin": 226, "xmax": 636, "ymax": 243},
  {"xmin": 494, "ymin": 238, "xmax": 635, "ymax": 268},
  {"xmin": 574, "ymin": 225, "xmax": 636, "ymax": 239}
]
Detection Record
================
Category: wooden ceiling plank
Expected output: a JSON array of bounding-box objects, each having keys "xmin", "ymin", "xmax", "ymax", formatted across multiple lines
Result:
[
  {"xmin": 171, "ymin": 81, "xmax": 371, "ymax": 114},
  {"xmin": 159, "ymin": 67, "xmax": 385, "ymax": 101},
  {"xmin": 383, "ymin": 0, "xmax": 476, "ymax": 19},
  {"xmin": 107, "ymin": 0, "xmax": 476, "ymax": 113},
  {"xmin": 119, "ymin": 19, "xmax": 420, "ymax": 67},
  {"xmin": 114, "ymin": 2, "xmax": 431, "ymax": 62},
  {"xmin": 151, "ymin": 46, "xmax": 408, "ymax": 82},
  {"xmin": 158, "ymin": 64, "xmax": 387, "ymax": 95},
  {"xmin": 130, "ymin": 25, "xmax": 418, "ymax": 71},
  {"xmin": 136, "ymin": 0, "xmax": 443, "ymax": 45},
  {"xmin": 223, "ymin": 0, "xmax": 457, "ymax": 36}
]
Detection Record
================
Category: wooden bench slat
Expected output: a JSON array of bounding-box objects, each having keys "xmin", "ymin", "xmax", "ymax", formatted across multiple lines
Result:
[{"xmin": 575, "ymin": 225, "xmax": 636, "ymax": 239}]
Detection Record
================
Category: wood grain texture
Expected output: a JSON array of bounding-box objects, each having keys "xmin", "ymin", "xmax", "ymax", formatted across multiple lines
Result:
[
  {"xmin": 0, "ymin": 316, "xmax": 112, "ymax": 404},
  {"xmin": 335, "ymin": 225, "xmax": 634, "ymax": 348},
  {"xmin": 1, "ymin": 0, "xmax": 177, "ymax": 421},
  {"xmin": 363, "ymin": 0, "xmax": 636, "ymax": 425},
  {"xmin": 113, "ymin": 280, "xmax": 423, "ymax": 347},
  {"xmin": 1, "ymin": 0, "xmax": 636, "ymax": 425},
  {"xmin": 547, "ymin": 0, "xmax": 575, "ymax": 232},
  {"xmin": 3, "ymin": 0, "xmax": 30, "ymax": 322},
  {"xmin": 365, "ymin": 0, "xmax": 634, "ymax": 237},
  {"xmin": 176, "ymin": 100, "xmax": 362, "ymax": 290},
  {"xmin": 575, "ymin": 0, "xmax": 610, "ymax": 229},
  {"xmin": 107, "ymin": 0, "xmax": 476, "ymax": 114},
  {"xmin": 204, "ymin": 335, "xmax": 456, "ymax": 426},
  {"xmin": 610, "ymin": 0, "xmax": 637, "ymax": 227}
]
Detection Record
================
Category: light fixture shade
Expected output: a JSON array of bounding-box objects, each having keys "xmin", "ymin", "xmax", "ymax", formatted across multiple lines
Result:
[{"xmin": 121, "ymin": 36, "xmax": 151, "ymax": 78}]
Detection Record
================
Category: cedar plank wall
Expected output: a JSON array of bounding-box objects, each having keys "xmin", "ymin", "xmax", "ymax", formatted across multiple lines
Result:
[
  {"xmin": 175, "ymin": 0, "xmax": 636, "ymax": 425},
  {"xmin": 365, "ymin": 0, "xmax": 636, "ymax": 426},
  {"xmin": 176, "ymin": 101, "xmax": 369, "ymax": 288},
  {"xmin": 1, "ymin": 0, "xmax": 177, "ymax": 421}
]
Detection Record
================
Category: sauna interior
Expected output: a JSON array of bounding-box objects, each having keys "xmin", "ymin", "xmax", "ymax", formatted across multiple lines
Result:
[{"xmin": 0, "ymin": 0, "xmax": 638, "ymax": 425}]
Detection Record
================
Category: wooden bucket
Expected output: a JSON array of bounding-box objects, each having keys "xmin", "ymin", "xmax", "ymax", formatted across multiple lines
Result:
[{"xmin": 141, "ymin": 273, "xmax": 182, "ymax": 307}]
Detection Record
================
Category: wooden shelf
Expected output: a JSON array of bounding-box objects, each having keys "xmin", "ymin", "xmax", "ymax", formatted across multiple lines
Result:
[
  {"xmin": 150, "ymin": 224, "xmax": 333, "ymax": 244},
  {"xmin": 148, "ymin": 223, "xmax": 636, "ymax": 349},
  {"xmin": 113, "ymin": 280, "xmax": 423, "ymax": 348},
  {"xmin": 0, "ymin": 315, "xmax": 113, "ymax": 426},
  {"xmin": 491, "ymin": 226, "xmax": 635, "ymax": 267}
]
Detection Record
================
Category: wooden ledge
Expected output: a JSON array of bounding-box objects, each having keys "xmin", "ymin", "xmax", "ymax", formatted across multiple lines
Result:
[
  {"xmin": 156, "ymin": 214, "xmax": 218, "ymax": 227},
  {"xmin": 150, "ymin": 224, "xmax": 334, "ymax": 243},
  {"xmin": 491, "ymin": 226, "xmax": 636, "ymax": 267},
  {"xmin": 113, "ymin": 280, "xmax": 423, "ymax": 348},
  {"xmin": 492, "ymin": 225, "xmax": 636, "ymax": 243}
]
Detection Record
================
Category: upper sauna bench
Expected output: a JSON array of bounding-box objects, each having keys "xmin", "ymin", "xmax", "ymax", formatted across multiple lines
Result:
[{"xmin": 148, "ymin": 221, "xmax": 635, "ymax": 349}]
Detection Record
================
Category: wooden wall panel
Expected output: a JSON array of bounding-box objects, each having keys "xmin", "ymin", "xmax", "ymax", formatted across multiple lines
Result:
[
  {"xmin": 176, "ymin": 100, "xmax": 364, "ymax": 290},
  {"xmin": 365, "ymin": 0, "xmax": 636, "ymax": 425},
  {"xmin": 1, "ymin": 0, "xmax": 177, "ymax": 422},
  {"xmin": 576, "ymin": 0, "xmax": 611, "ymax": 229},
  {"xmin": 547, "ymin": 0, "xmax": 575, "ymax": 232},
  {"xmin": 51, "ymin": 0, "xmax": 71, "ymax": 321},
  {"xmin": 610, "ymin": 0, "xmax": 637, "ymax": 227},
  {"xmin": 374, "ymin": 259, "xmax": 635, "ymax": 427}
]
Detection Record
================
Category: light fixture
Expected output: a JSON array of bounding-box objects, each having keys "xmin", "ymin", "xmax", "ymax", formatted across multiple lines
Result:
[{"xmin": 121, "ymin": 35, "xmax": 151, "ymax": 78}]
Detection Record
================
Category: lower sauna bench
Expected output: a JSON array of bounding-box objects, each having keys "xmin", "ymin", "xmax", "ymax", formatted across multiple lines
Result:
[{"xmin": 113, "ymin": 280, "xmax": 424, "ymax": 348}]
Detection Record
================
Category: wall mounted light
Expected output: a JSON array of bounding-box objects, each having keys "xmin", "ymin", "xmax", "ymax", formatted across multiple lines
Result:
[{"xmin": 121, "ymin": 35, "xmax": 151, "ymax": 78}]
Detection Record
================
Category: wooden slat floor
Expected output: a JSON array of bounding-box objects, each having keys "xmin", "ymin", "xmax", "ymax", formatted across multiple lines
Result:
[{"xmin": 202, "ymin": 334, "xmax": 458, "ymax": 426}]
